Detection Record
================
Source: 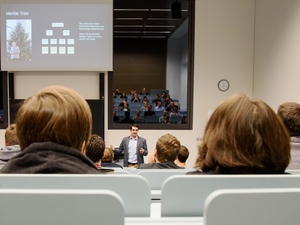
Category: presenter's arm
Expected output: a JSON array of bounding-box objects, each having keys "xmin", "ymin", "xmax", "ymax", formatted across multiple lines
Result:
[{"xmin": 114, "ymin": 138, "xmax": 125, "ymax": 154}]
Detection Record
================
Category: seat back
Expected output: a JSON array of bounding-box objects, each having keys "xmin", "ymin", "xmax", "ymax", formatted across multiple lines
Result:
[
  {"xmin": 0, "ymin": 189, "xmax": 124, "ymax": 225},
  {"xmin": 161, "ymin": 174, "xmax": 300, "ymax": 217},
  {"xmin": 169, "ymin": 115, "xmax": 182, "ymax": 124},
  {"xmin": 0, "ymin": 174, "xmax": 151, "ymax": 217},
  {"xmin": 138, "ymin": 170, "xmax": 192, "ymax": 190},
  {"xmin": 144, "ymin": 116, "xmax": 158, "ymax": 123},
  {"xmin": 204, "ymin": 188, "xmax": 300, "ymax": 225}
]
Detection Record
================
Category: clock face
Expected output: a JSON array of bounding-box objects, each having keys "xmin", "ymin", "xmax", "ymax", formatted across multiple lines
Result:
[{"xmin": 218, "ymin": 79, "xmax": 230, "ymax": 91}]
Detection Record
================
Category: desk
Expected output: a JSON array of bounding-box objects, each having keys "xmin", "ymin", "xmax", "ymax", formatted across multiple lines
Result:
[{"xmin": 125, "ymin": 217, "xmax": 204, "ymax": 225}]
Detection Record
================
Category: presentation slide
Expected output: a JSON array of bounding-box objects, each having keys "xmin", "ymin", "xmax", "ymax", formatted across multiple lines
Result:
[{"xmin": 1, "ymin": 3, "xmax": 113, "ymax": 71}]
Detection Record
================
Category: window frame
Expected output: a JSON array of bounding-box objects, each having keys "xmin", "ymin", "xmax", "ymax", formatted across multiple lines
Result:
[{"xmin": 108, "ymin": 0, "xmax": 195, "ymax": 130}]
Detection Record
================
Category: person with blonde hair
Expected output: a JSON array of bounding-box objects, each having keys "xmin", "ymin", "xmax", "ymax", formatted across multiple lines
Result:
[
  {"xmin": 277, "ymin": 102, "xmax": 300, "ymax": 169},
  {"xmin": 0, "ymin": 124, "xmax": 20, "ymax": 165},
  {"xmin": 0, "ymin": 85, "xmax": 100, "ymax": 173},
  {"xmin": 188, "ymin": 94, "xmax": 290, "ymax": 174},
  {"xmin": 138, "ymin": 133, "xmax": 183, "ymax": 169},
  {"xmin": 101, "ymin": 147, "xmax": 123, "ymax": 168}
]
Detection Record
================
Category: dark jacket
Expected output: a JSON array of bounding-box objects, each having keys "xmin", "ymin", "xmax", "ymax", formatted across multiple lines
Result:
[{"xmin": 0, "ymin": 142, "xmax": 100, "ymax": 174}]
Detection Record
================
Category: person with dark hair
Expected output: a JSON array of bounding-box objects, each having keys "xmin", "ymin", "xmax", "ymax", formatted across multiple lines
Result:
[
  {"xmin": 0, "ymin": 124, "xmax": 20, "ymax": 165},
  {"xmin": 144, "ymin": 105, "xmax": 155, "ymax": 117},
  {"xmin": 154, "ymin": 99, "xmax": 165, "ymax": 111},
  {"xmin": 176, "ymin": 145, "xmax": 189, "ymax": 168},
  {"xmin": 84, "ymin": 134, "xmax": 106, "ymax": 168},
  {"xmin": 187, "ymin": 94, "xmax": 290, "ymax": 175},
  {"xmin": 120, "ymin": 111, "xmax": 134, "ymax": 123},
  {"xmin": 0, "ymin": 86, "xmax": 100, "ymax": 174},
  {"xmin": 277, "ymin": 102, "xmax": 300, "ymax": 169},
  {"xmin": 114, "ymin": 124, "xmax": 148, "ymax": 167},
  {"xmin": 140, "ymin": 88, "xmax": 148, "ymax": 96},
  {"xmin": 152, "ymin": 94, "xmax": 160, "ymax": 106},
  {"xmin": 138, "ymin": 133, "xmax": 183, "ymax": 169}
]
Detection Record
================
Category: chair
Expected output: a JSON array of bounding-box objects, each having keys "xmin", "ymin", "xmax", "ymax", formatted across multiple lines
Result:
[
  {"xmin": 116, "ymin": 110, "xmax": 126, "ymax": 117},
  {"xmin": 169, "ymin": 115, "xmax": 181, "ymax": 124},
  {"xmin": 0, "ymin": 189, "xmax": 124, "ymax": 225},
  {"xmin": 144, "ymin": 116, "xmax": 158, "ymax": 123},
  {"xmin": 204, "ymin": 188, "xmax": 300, "ymax": 225},
  {"xmin": 0, "ymin": 174, "xmax": 151, "ymax": 217},
  {"xmin": 161, "ymin": 174, "xmax": 300, "ymax": 217},
  {"xmin": 155, "ymin": 110, "xmax": 164, "ymax": 118}
]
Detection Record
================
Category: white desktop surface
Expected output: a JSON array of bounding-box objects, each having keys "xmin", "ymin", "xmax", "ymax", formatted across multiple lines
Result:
[{"xmin": 125, "ymin": 217, "xmax": 204, "ymax": 225}]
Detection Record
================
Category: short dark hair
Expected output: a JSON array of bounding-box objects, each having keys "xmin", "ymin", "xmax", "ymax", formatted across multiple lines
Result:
[
  {"xmin": 85, "ymin": 134, "xmax": 105, "ymax": 163},
  {"xmin": 130, "ymin": 124, "xmax": 139, "ymax": 130},
  {"xmin": 177, "ymin": 145, "xmax": 189, "ymax": 163}
]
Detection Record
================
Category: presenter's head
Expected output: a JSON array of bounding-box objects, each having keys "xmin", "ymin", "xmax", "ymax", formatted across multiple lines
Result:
[{"xmin": 16, "ymin": 85, "xmax": 92, "ymax": 152}]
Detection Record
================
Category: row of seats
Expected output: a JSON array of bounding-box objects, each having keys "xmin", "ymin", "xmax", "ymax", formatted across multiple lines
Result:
[{"xmin": 1, "ymin": 171, "xmax": 300, "ymax": 220}]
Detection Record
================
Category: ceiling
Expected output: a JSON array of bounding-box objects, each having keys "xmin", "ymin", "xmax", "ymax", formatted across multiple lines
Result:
[{"xmin": 113, "ymin": 0, "xmax": 190, "ymax": 39}]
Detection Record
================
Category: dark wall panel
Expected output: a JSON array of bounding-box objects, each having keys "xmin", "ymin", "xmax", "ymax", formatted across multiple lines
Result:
[{"xmin": 113, "ymin": 39, "xmax": 167, "ymax": 94}]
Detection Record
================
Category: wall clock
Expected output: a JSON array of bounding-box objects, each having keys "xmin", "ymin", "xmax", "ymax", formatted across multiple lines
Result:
[{"xmin": 218, "ymin": 79, "xmax": 230, "ymax": 92}]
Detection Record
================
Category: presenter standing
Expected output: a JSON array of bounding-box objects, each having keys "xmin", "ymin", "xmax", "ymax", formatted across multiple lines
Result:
[{"xmin": 114, "ymin": 124, "xmax": 148, "ymax": 168}]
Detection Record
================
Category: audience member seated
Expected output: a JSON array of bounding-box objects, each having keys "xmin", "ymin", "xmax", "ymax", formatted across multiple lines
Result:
[
  {"xmin": 119, "ymin": 98, "xmax": 128, "ymax": 107},
  {"xmin": 159, "ymin": 110, "xmax": 169, "ymax": 123},
  {"xmin": 163, "ymin": 116, "xmax": 170, "ymax": 124},
  {"xmin": 164, "ymin": 96, "xmax": 172, "ymax": 107},
  {"xmin": 152, "ymin": 94, "xmax": 160, "ymax": 106},
  {"xmin": 144, "ymin": 105, "xmax": 155, "ymax": 117},
  {"xmin": 178, "ymin": 115, "xmax": 187, "ymax": 124},
  {"xmin": 131, "ymin": 93, "xmax": 141, "ymax": 103},
  {"xmin": 0, "ymin": 124, "xmax": 20, "ymax": 165},
  {"xmin": 141, "ymin": 101, "xmax": 149, "ymax": 114},
  {"xmin": 166, "ymin": 101, "xmax": 175, "ymax": 112},
  {"xmin": 187, "ymin": 94, "xmax": 290, "ymax": 175},
  {"xmin": 140, "ymin": 87, "xmax": 148, "ymax": 96},
  {"xmin": 154, "ymin": 99, "xmax": 165, "ymax": 112},
  {"xmin": 114, "ymin": 88, "xmax": 122, "ymax": 96},
  {"xmin": 161, "ymin": 91, "xmax": 167, "ymax": 103},
  {"xmin": 101, "ymin": 147, "xmax": 123, "ymax": 168},
  {"xmin": 277, "ymin": 102, "xmax": 300, "ymax": 169},
  {"xmin": 121, "ymin": 102, "xmax": 130, "ymax": 111},
  {"xmin": 137, "ymin": 133, "xmax": 183, "ymax": 169},
  {"xmin": 120, "ymin": 92, "xmax": 127, "ymax": 99},
  {"xmin": 170, "ymin": 105, "xmax": 181, "ymax": 117},
  {"xmin": 120, "ymin": 111, "xmax": 134, "ymax": 123},
  {"xmin": 133, "ymin": 109, "xmax": 144, "ymax": 123},
  {"xmin": 176, "ymin": 145, "xmax": 189, "ymax": 168},
  {"xmin": 142, "ymin": 96, "xmax": 149, "ymax": 102},
  {"xmin": 113, "ymin": 111, "xmax": 120, "ymax": 123},
  {"xmin": 84, "ymin": 134, "xmax": 106, "ymax": 169},
  {"xmin": 0, "ymin": 86, "xmax": 100, "ymax": 174}
]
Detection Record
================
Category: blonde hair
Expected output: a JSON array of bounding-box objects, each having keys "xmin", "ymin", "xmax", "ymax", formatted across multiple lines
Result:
[
  {"xmin": 102, "ymin": 147, "xmax": 114, "ymax": 162},
  {"xmin": 5, "ymin": 124, "xmax": 18, "ymax": 146},
  {"xmin": 16, "ymin": 86, "xmax": 92, "ymax": 151},
  {"xmin": 156, "ymin": 133, "xmax": 181, "ymax": 162},
  {"xmin": 196, "ymin": 94, "xmax": 290, "ymax": 174}
]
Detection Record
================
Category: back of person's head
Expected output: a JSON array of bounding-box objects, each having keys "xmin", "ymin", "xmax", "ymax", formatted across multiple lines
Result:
[
  {"xmin": 177, "ymin": 145, "xmax": 189, "ymax": 163},
  {"xmin": 196, "ymin": 94, "xmax": 290, "ymax": 174},
  {"xmin": 85, "ymin": 134, "xmax": 106, "ymax": 163},
  {"xmin": 277, "ymin": 102, "xmax": 300, "ymax": 136},
  {"xmin": 16, "ymin": 85, "xmax": 92, "ymax": 151},
  {"xmin": 102, "ymin": 147, "xmax": 114, "ymax": 162},
  {"xmin": 5, "ymin": 124, "xmax": 18, "ymax": 146},
  {"xmin": 156, "ymin": 133, "xmax": 181, "ymax": 162}
]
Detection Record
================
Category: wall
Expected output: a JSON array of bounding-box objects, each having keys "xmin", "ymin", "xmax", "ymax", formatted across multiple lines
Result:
[
  {"xmin": 1, "ymin": 0, "xmax": 260, "ymax": 168},
  {"xmin": 253, "ymin": 0, "xmax": 300, "ymax": 110}
]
